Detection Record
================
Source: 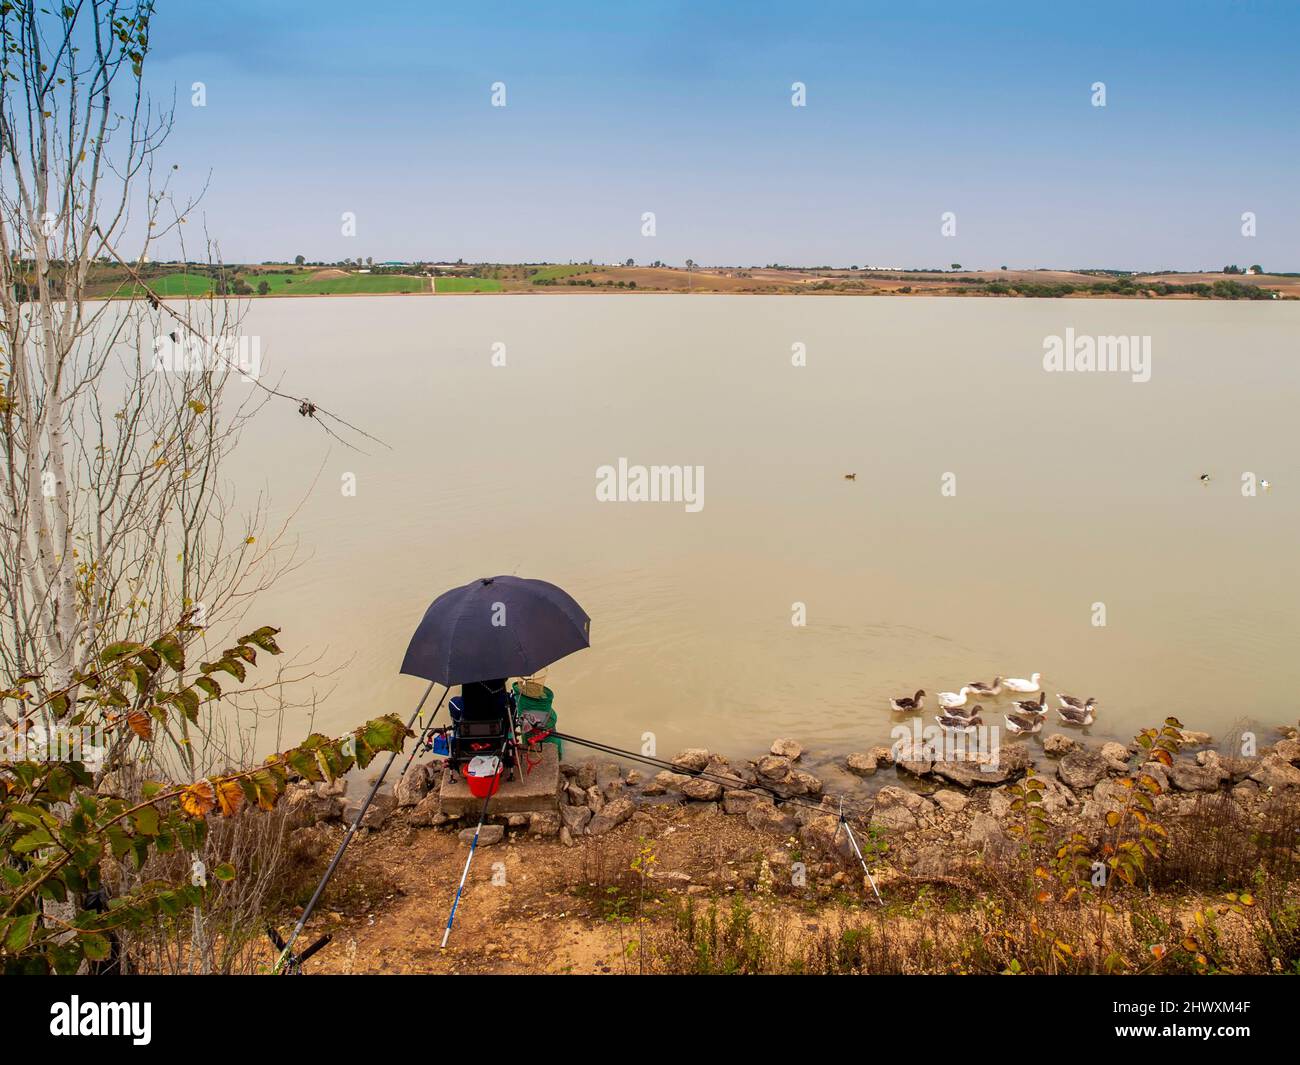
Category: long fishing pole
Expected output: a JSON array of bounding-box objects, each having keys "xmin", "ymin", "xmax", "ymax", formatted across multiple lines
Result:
[
  {"xmin": 395, "ymin": 686, "xmax": 452, "ymax": 783},
  {"xmin": 550, "ymin": 729, "xmax": 884, "ymax": 898},
  {"xmin": 441, "ymin": 781, "xmax": 497, "ymax": 948},
  {"xmin": 549, "ymin": 729, "xmax": 874, "ymax": 821},
  {"xmin": 273, "ymin": 680, "xmax": 442, "ymax": 973}
]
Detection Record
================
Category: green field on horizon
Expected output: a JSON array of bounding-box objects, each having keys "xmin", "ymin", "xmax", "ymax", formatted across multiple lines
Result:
[
  {"xmin": 528, "ymin": 264, "xmax": 591, "ymax": 283},
  {"xmin": 240, "ymin": 271, "xmax": 428, "ymax": 295},
  {"xmin": 434, "ymin": 277, "xmax": 501, "ymax": 292}
]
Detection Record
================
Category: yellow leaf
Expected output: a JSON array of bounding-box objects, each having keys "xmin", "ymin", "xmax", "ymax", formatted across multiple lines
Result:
[
  {"xmin": 216, "ymin": 779, "xmax": 243, "ymax": 818},
  {"xmin": 126, "ymin": 709, "xmax": 153, "ymax": 742},
  {"xmin": 180, "ymin": 780, "xmax": 215, "ymax": 817}
]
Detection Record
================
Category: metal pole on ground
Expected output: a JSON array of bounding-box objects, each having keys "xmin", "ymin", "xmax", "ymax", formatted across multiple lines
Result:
[
  {"xmin": 273, "ymin": 679, "xmax": 440, "ymax": 972},
  {"xmin": 441, "ymin": 782, "xmax": 497, "ymax": 948},
  {"xmin": 835, "ymin": 796, "xmax": 883, "ymax": 904}
]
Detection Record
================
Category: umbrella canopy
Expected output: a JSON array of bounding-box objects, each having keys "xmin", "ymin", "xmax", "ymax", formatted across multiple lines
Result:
[{"xmin": 400, "ymin": 576, "xmax": 591, "ymax": 686}]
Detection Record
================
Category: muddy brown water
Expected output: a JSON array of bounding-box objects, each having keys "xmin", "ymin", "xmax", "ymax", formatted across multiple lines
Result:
[{"xmin": 220, "ymin": 295, "xmax": 1298, "ymax": 777}]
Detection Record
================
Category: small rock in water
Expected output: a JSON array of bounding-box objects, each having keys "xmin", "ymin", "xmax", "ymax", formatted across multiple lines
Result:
[
  {"xmin": 845, "ymin": 752, "xmax": 878, "ymax": 776},
  {"xmin": 1042, "ymin": 734, "xmax": 1076, "ymax": 757},
  {"xmin": 770, "ymin": 738, "xmax": 803, "ymax": 761}
]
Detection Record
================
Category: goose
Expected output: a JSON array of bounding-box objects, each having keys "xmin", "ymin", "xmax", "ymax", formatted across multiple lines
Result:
[
  {"xmin": 1056, "ymin": 694, "xmax": 1097, "ymax": 712},
  {"xmin": 941, "ymin": 703, "xmax": 979, "ymax": 719},
  {"xmin": 1199, "ymin": 473, "xmax": 1211, "ymax": 484},
  {"xmin": 1011, "ymin": 692, "xmax": 1047, "ymax": 716},
  {"xmin": 1004, "ymin": 712, "xmax": 1044, "ymax": 735},
  {"xmin": 937, "ymin": 687, "xmax": 971, "ymax": 710},
  {"xmin": 966, "ymin": 677, "xmax": 1002, "ymax": 697},
  {"xmin": 935, "ymin": 710, "xmax": 983, "ymax": 734},
  {"xmin": 889, "ymin": 689, "xmax": 926, "ymax": 713},
  {"xmin": 1057, "ymin": 704, "xmax": 1096, "ymax": 726},
  {"xmin": 844, "ymin": 473, "xmax": 857, "ymax": 481},
  {"xmin": 1004, "ymin": 673, "xmax": 1041, "ymax": 694}
]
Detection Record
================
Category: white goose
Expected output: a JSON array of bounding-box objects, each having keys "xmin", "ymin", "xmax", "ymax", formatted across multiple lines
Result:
[
  {"xmin": 937, "ymin": 687, "xmax": 971, "ymax": 710},
  {"xmin": 1004, "ymin": 672, "xmax": 1041, "ymax": 694}
]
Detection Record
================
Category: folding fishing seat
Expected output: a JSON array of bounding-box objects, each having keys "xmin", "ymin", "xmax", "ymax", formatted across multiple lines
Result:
[{"xmin": 449, "ymin": 680, "xmax": 516, "ymax": 772}]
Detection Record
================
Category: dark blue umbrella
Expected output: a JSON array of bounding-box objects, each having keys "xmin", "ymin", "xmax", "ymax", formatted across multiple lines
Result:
[{"xmin": 399, "ymin": 575, "xmax": 591, "ymax": 686}]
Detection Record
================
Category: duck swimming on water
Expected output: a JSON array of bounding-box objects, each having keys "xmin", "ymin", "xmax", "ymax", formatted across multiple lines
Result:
[
  {"xmin": 1004, "ymin": 712, "xmax": 1044, "ymax": 735},
  {"xmin": 1057, "ymin": 703, "xmax": 1096, "ymax": 726},
  {"xmin": 1057, "ymin": 694, "xmax": 1097, "ymax": 712},
  {"xmin": 1004, "ymin": 673, "xmax": 1042, "ymax": 694},
  {"xmin": 890, "ymin": 689, "xmax": 926, "ymax": 713},
  {"xmin": 936, "ymin": 710, "xmax": 983, "ymax": 734},
  {"xmin": 937, "ymin": 687, "xmax": 971, "ymax": 709},
  {"xmin": 966, "ymin": 677, "xmax": 1002, "ymax": 697},
  {"xmin": 1011, "ymin": 691, "xmax": 1047, "ymax": 716}
]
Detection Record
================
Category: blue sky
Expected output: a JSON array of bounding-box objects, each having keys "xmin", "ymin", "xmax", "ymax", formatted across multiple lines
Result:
[{"xmin": 145, "ymin": 1, "xmax": 1299, "ymax": 270}]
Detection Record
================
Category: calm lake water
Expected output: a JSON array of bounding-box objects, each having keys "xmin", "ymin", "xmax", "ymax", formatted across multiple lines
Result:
[{"xmin": 227, "ymin": 295, "xmax": 1299, "ymax": 778}]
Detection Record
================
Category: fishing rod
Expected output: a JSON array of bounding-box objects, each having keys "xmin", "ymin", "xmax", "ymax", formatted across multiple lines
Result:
[
  {"xmin": 395, "ymin": 686, "xmax": 453, "ymax": 783},
  {"xmin": 548, "ymin": 730, "xmax": 877, "ymax": 831},
  {"xmin": 272, "ymin": 680, "xmax": 445, "ymax": 974},
  {"xmin": 441, "ymin": 779, "xmax": 498, "ymax": 948},
  {"xmin": 551, "ymin": 730, "xmax": 884, "ymax": 902}
]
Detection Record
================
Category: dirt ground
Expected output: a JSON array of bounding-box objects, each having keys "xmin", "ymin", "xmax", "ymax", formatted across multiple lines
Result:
[{"xmin": 281, "ymin": 803, "xmax": 825, "ymax": 975}]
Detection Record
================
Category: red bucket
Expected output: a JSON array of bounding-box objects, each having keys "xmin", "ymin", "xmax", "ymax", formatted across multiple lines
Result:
[{"xmin": 464, "ymin": 755, "xmax": 504, "ymax": 799}]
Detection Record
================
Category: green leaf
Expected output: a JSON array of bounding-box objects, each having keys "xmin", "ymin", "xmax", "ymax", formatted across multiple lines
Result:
[
  {"xmin": 131, "ymin": 805, "xmax": 160, "ymax": 836},
  {"xmin": 172, "ymin": 688, "xmax": 199, "ymax": 722},
  {"xmin": 99, "ymin": 641, "xmax": 143, "ymax": 665},
  {"xmin": 81, "ymin": 932, "xmax": 111, "ymax": 961},
  {"xmin": 5, "ymin": 912, "xmax": 37, "ymax": 953},
  {"xmin": 202, "ymin": 657, "xmax": 246, "ymax": 683},
  {"xmin": 213, "ymin": 862, "xmax": 236, "ymax": 882},
  {"xmin": 151, "ymin": 634, "xmax": 185, "ymax": 673},
  {"xmin": 194, "ymin": 676, "xmax": 221, "ymax": 700},
  {"xmin": 241, "ymin": 626, "xmax": 283, "ymax": 655},
  {"xmin": 13, "ymin": 828, "xmax": 54, "ymax": 854}
]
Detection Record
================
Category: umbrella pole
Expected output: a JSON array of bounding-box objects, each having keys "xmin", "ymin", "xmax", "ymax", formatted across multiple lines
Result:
[
  {"xmin": 441, "ymin": 785, "xmax": 495, "ymax": 948},
  {"xmin": 273, "ymin": 679, "xmax": 439, "ymax": 973}
]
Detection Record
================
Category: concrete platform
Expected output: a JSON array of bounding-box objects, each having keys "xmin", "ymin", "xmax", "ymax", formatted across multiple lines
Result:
[{"xmin": 438, "ymin": 744, "xmax": 560, "ymax": 818}]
